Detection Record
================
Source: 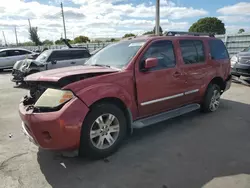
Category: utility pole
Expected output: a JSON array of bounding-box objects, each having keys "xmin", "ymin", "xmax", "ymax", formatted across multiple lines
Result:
[
  {"xmin": 2, "ymin": 31, "xmax": 7, "ymax": 46},
  {"xmin": 61, "ymin": 2, "xmax": 67, "ymax": 40},
  {"xmin": 155, "ymin": 0, "xmax": 160, "ymax": 35},
  {"xmin": 14, "ymin": 26, "xmax": 18, "ymax": 46},
  {"xmin": 28, "ymin": 19, "xmax": 32, "ymax": 30}
]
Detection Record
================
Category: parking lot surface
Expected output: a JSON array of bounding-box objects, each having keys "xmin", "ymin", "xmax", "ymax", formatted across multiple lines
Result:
[{"xmin": 1, "ymin": 71, "xmax": 250, "ymax": 188}]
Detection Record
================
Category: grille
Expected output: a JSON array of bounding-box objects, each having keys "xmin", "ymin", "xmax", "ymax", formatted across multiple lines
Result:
[{"xmin": 239, "ymin": 57, "xmax": 250, "ymax": 64}]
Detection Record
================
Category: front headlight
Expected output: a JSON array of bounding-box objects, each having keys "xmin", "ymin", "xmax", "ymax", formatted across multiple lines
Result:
[
  {"xmin": 34, "ymin": 88, "xmax": 74, "ymax": 108},
  {"xmin": 230, "ymin": 55, "xmax": 238, "ymax": 68}
]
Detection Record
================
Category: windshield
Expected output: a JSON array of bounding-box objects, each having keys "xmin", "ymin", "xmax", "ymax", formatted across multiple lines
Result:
[
  {"xmin": 85, "ymin": 40, "xmax": 146, "ymax": 69},
  {"xmin": 35, "ymin": 50, "xmax": 51, "ymax": 62}
]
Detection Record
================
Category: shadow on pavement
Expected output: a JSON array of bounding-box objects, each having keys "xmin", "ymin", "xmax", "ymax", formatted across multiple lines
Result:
[
  {"xmin": 0, "ymin": 69, "xmax": 12, "ymax": 74},
  {"xmin": 37, "ymin": 99, "xmax": 250, "ymax": 188}
]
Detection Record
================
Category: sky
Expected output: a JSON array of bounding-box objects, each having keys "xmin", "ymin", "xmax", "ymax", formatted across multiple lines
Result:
[{"xmin": 0, "ymin": 0, "xmax": 250, "ymax": 44}]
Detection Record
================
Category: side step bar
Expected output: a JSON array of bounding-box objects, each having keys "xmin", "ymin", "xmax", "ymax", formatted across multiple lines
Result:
[{"xmin": 132, "ymin": 104, "xmax": 200, "ymax": 129}]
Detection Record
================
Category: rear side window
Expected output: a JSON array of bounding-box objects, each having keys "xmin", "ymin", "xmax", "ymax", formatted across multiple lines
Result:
[
  {"xmin": 19, "ymin": 50, "xmax": 32, "ymax": 55},
  {"xmin": 8, "ymin": 50, "xmax": 21, "ymax": 56},
  {"xmin": 70, "ymin": 50, "xmax": 90, "ymax": 59},
  {"xmin": 209, "ymin": 40, "xmax": 229, "ymax": 60},
  {"xmin": 49, "ymin": 51, "xmax": 71, "ymax": 61},
  {"xmin": 180, "ymin": 40, "xmax": 205, "ymax": 64}
]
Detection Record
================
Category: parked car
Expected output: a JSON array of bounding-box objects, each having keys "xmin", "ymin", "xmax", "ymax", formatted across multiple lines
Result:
[
  {"xmin": 12, "ymin": 48, "xmax": 91, "ymax": 84},
  {"xmin": 231, "ymin": 46, "xmax": 250, "ymax": 77},
  {"xmin": 0, "ymin": 48, "xmax": 38, "ymax": 71},
  {"xmin": 19, "ymin": 32, "xmax": 231, "ymax": 159}
]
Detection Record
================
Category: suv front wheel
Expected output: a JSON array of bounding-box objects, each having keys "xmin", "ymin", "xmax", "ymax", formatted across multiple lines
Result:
[
  {"xmin": 201, "ymin": 84, "xmax": 221, "ymax": 112},
  {"xmin": 79, "ymin": 103, "xmax": 127, "ymax": 159}
]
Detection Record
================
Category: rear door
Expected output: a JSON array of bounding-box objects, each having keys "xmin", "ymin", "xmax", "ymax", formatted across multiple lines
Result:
[
  {"xmin": 135, "ymin": 40, "xmax": 187, "ymax": 117},
  {"xmin": 177, "ymin": 39, "xmax": 207, "ymax": 103}
]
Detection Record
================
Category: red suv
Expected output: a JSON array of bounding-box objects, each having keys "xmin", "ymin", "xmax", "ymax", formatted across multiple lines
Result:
[{"xmin": 19, "ymin": 32, "xmax": 232, "ymax": 159}]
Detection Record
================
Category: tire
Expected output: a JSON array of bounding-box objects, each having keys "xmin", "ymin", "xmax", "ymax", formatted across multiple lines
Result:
[
  {"xmin": 79, "ymin": 103, "xmax": 127, "ymax": 159},
  {"xmin": 201, "ymin": 84, "xmax": 221, "ymax": 113}
]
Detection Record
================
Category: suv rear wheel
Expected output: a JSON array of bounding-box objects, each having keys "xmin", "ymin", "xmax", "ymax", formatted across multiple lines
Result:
[
  {"xmin": 201, "ymin": 84, "xmax": 221, "ymax": 112},
  {"xmin": 79, "ymin": 103, "xmax": 127, "ymax": 159}
]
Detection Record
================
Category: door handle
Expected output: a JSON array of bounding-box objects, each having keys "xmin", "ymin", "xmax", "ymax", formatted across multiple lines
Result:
[
  {"xmin": 71, "ymin": 62, "xmax": 76, "ymax": 64},
  {"xmin": 173, "ymin": 71, "xmax": 181, "ymax": 77}
]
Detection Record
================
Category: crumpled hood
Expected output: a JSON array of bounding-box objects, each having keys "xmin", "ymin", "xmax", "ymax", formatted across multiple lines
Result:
[
  {"xmin": 13, "ymin": 59, "xmax": 42, "ymax": 70},
  {"xmin": 25, "ymin": 65, "xmax": 119, "ymax": 82}
]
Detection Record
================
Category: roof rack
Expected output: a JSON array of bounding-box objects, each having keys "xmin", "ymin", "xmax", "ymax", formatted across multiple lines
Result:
[{"xmin": 165, "ymin": 31, "xmax": 215, "ymax": 37}]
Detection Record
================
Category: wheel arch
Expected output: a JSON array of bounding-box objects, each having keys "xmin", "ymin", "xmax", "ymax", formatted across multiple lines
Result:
[
  {"xmin": 209, "ymin": 76, "xmax": 226, "ymax": 91},
  {"xmin": 87, "ymin": 97, "xmax": 134, "ymax": 135}
]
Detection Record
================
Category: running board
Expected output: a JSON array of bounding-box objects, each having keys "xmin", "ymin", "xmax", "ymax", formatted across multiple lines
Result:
[{"xmin": 132, "ymin": 104, "xmax": 200, "ymax": 129}]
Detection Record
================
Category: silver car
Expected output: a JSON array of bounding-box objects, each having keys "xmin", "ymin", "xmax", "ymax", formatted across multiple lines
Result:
[
  {"xmin": 12, "ymin": 48, "xmax": 91, "ymax": 84},
  {"xmin": 0, "ymin": 48, "xmax": 37, "ymax": 71}
]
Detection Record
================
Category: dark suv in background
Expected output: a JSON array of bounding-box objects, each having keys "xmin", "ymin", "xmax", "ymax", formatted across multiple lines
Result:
[{"xmin": 231, "ymin": 46, "xmax": 250, "ymax": 77}]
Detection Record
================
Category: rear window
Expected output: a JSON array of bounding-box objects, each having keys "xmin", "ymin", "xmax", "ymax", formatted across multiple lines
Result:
[{"xmin": 209, "ymin": 40, "xmax": 229, "ymax": 60}]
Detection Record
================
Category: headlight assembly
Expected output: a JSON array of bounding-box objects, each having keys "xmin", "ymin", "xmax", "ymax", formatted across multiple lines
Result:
[
  {"xmin": 230, "ymin": 55, "xmax": 238, "ymax": 68},
  {"xmin": 34, "ymin": 88, "xmax": 74, "ymax": 108}
]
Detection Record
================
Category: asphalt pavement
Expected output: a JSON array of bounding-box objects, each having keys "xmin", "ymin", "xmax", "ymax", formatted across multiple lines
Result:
[{"xmin": 1, "ymin": 71, "xmax": 250, "ymax": 188}]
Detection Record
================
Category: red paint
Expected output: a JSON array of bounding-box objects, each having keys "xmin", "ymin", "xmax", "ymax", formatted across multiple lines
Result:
[{"xmin": 19, "ymin": 36, "xmax": 231, "ymax": 151}]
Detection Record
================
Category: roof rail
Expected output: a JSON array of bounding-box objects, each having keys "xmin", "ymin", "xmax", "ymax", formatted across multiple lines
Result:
[{"xmin": 165, "ymin": 31, "xmax": 215, "ymax": 37}]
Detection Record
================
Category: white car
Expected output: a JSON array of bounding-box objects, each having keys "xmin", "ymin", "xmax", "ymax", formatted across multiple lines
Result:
[{"xmin": 0, "ymin": 48, "xmax": 37, "ymax": 71}]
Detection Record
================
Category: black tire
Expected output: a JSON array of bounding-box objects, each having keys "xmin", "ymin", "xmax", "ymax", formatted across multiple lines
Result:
[
  {"xmin": 79, "ymin": 103, "xmax": 127, "ymax": 159},
  {"xmin": 201, "ymin": 84, "xmax": 221, "ymax": 113}
]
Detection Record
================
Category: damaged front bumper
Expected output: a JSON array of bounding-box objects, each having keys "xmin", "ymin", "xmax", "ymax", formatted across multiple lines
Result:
[
  {"xmin": 11, "ymin": 69, "xmax": 27, "ymax": 83},
  {"xmin": 19, "ymin": 95, "xmax": 89, "ymax": 151}
]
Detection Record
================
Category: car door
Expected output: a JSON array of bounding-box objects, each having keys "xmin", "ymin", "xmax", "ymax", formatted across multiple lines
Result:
[
  {"xmin": 177, "ymin": 39, "xmax": 208, "ymax": 103},
  {"xmin": 46, "ymin": 51, "xmax": 71, "ymax": 69},
  {"xmin": 0, "ymin": 50, "xmax": 8, "ymax": 68},
  {"xmin": 135, "ymin": 40, "xmax": 187, "ymax": 117}
]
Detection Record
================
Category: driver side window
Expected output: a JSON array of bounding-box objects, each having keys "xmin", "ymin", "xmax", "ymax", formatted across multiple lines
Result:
[{"xmin": 141, "ymin": 40, "xmax": 176, "ymax": 71}]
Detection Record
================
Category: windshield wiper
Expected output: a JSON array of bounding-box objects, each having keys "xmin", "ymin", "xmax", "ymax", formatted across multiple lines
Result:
[{"xmin": 91, "ymin": 64, "xmax": 110, "ymax": 68}]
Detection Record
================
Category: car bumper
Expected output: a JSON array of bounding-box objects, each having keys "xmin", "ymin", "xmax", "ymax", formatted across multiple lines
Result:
[
  {"xmin": 11, "ymin": 69, "xmax": 26, "ymax": 82},
  {"xmin": 19, "ymin": 97, "xmax": 89, "ymax": 150},
  {"xmin": 231, "ymin": 64, "xmax": 250, "ymax": 77}
]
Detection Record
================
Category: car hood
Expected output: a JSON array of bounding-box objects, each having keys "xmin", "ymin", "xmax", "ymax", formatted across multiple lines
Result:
[
  {"xmin": 13, "ymin": 59, "xmax": 42, "ymax": 70},
  {"xmin": 25, "ymin": 65, "xmax": 119, "ymax": 82},
  {"xmin": 238, "ymin": 52, "xmax": 250, "ymax": 57}
]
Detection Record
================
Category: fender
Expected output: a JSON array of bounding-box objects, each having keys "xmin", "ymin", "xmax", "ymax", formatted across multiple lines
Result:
[{"xmin": 75, "ymin": 83, "xmax": 137, "ymax": 119}]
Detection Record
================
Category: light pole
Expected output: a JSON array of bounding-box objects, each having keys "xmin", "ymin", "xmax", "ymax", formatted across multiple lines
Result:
[
  {"xmin": 61, "ymin": 2, "xmax": 67, "ymax": 40},
  {"xmin": 155, "ymin": 0, "xmax": 160, "ymax": 35}
]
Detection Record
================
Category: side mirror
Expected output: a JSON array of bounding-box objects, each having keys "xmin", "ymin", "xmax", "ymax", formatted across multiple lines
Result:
[
  {"xmin": 143, "ymin": 58, "xmax": 158, "ymax": 71},
  {"xmin": 51, "ymin": 60, "xmax": 57, "ymax": 64}
]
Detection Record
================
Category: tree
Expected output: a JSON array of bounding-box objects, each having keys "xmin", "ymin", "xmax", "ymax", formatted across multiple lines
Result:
[
  {"xmin": 189, "ymin": 17, "xmax": 225, "ymax": 35},
  {"xmin": 73, "ymin": 36, "xmax": 90, "ymax": 43},
  {"xmin": 42, "ymin": 40, "xmax": 53, "ymax": 45},
  {"xmin": 143, "ymin": 26, "xmax": 163, "ymax": 35},
  {"xmin": 122, "ymin": 33, "xmax": 136, "ymax": 38},
  {"xmin": 153, "ymin": 26, "xmax": 163, "ymax": 35},
  {"xmin": 238, "ymin": 28, "xmax": 245, "ymax": 34},
  {"xmin": 29, "ymin": 27, "xmax": 41, "ymax": 45}
]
